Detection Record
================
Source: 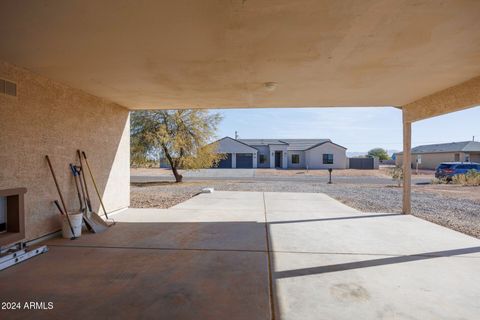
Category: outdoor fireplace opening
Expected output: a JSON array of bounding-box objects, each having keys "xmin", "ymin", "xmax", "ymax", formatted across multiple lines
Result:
[
  {"xmin": 0, "ymin": 196, "xmax": 6, "ymax": 233},
  {"xmin": 0, "ymin": 188, "xmax": 27, "ymax": 246}
]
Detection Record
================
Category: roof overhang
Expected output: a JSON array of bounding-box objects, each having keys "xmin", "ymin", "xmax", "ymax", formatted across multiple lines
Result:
[{"xmin": 1, "ymin": 0, "xmax": 479, "ymax": 110}]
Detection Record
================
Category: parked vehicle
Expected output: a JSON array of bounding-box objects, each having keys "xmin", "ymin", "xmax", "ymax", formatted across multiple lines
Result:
[{"xmin": 435, "ymin": 162, "xmax": 480, "ymax": 179}]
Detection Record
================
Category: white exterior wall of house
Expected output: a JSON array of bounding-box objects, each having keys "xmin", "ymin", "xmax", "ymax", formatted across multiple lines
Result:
[
  {"xmin": 231, "ymin": 153, "xmax": 237, "ymax": 168},
  {"xmin": 252, "ymin": 145, "xmax": 270, "ymax": 168},
  {"xmin": 287, "ymin": 151, "xmax": 306, "ymax": 169},
  {"xmin": 252, "ymin": 153, "xmax": 258, "ymax": 168},
  {"xmin": 216, "ymin": 137, "xmax": 256, "ymax": 154},
  {"xmin": 268, "ymin": 145, "xmax": 288, "ymax": 169},
  {"xmin": 305, "ymin": 142, "xmax": 347, "ymax": 169}
]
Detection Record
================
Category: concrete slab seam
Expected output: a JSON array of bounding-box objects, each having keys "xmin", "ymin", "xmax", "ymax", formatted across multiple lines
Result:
[
  {"xmin": 46, "ymin": 244, "xmax": 267, "ymax": 254},
  {"xmin": 263, "ymin": 192, "xmax": 276, "ymax": 320},
  {"xmin": 45, "ymin": 244, "xmax": 480, "ymax": 259}
]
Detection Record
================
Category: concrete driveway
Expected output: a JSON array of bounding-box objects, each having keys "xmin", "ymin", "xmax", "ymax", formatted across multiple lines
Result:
[{"xmin": 1, "ymin": 191, "xmax": 479, "ymax": 319}]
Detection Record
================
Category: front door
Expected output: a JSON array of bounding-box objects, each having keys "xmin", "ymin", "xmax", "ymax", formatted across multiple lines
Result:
[{"xmin": 275, "ymin": 151, "xmax": 282, "ymax": 168}]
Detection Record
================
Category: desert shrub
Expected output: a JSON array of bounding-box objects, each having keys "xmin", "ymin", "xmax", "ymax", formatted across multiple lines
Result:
[
  {"xmin": 130, "ymin": 159, "xmax": 160, "ymax": 168},
  {"xmin": 431, "ymin": 177, "xmax": 449, "ymax": 184},
  {"xmin": 452, "ymin": 170, "xmax": 480, "ymax": 186},
  {"xmin": 389, "ymin": 166, "xmax": 403, "ymax": 187}
]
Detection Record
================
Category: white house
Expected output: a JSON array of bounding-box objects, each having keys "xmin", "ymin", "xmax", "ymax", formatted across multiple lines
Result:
[
  {"xmin": 213, "ymin": 137, "xmax": 259, "ymax": 168},
  {"xmin": 213, "ymin": 137, "xmax": 347, "ymax": 169}
]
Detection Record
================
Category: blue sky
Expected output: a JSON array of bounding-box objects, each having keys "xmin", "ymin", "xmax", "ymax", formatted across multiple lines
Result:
[{"xmin": 215, "ymin": 106, "xmax": 480, "ymax": 153}]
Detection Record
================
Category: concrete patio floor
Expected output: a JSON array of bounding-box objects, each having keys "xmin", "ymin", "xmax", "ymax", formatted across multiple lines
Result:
[{"xmin": 1, "ymin": 191, "xmax": 479, "ymax": 319}]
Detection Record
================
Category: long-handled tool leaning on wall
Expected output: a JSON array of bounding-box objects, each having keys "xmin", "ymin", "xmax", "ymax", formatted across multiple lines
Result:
[
  {"xmin": 71, "ymin": 162, "xmax": 109, "ymax": 232},
  {"xmin": 69, "ymin": 164, "xmax": 107, "ymax": 233},
  {"xmin": 77, "ymin": 150, "xmax": 93, "ymax": 212},
  {"xmin": 81, "ymin": 151, "xmax": 114, "ymax": 223},
  {"xmin": 45, "ymin": 155, "xmax": 77, "ymax": 240}
]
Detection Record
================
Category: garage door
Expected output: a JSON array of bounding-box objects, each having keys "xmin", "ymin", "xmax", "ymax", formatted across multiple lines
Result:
[
  {"xmin": 216, "ymin": 153, "xmax": 232, "ymax": 168},
  {"xmin": 236, "ymin": 153, "xmax": 253, "ymax": 168}
]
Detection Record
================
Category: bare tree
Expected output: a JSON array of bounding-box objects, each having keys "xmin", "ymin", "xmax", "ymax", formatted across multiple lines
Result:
[{"xmin": 131, "ymin": 110, "xmax": 224, "ymax": 182}]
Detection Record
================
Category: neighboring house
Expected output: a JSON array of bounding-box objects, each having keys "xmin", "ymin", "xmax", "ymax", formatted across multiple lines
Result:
[
  {"xmin": 395, "ymin": 141, "xmax": 480, "ymax": 170},
  {"xmin": 212, "ymin": 137, "xmax": 347, "ymax": 169}
]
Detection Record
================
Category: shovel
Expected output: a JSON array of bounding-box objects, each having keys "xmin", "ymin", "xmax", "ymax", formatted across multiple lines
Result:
[
  {"xmin": 46, "ymin": 155, "xmax": 76, "ymax": 240},
  {"xmin": 70, "ymin": 164, "xmax": 108, "ymax": 233},
  {"xmin": 77, "ymin": 165, "xmax": 111, "ymax": 230}
]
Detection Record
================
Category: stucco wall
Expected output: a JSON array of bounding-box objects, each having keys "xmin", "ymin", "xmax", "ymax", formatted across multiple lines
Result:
[
  {"xmin": 305, "ymin": 143, "xmax": 347, "ymax": 169},
  {"xmin": 0, "ymin": 61, "xmax": 130, "ymax": 241},
  {"xmin": 395, "ymin": 152, "xmax": 468, "ymax": 170},
  {"xmin": 216, "ymin": 137, "xmax": 257, "ymax": 154},
  {"xmin": 287, "ymin": 151, "xmax": 306, "ymax": 169},
  {"xmin": 469, "ymin": 153, "xmax": 480, "ymax": 163},
  {"xmin": 252, "ymin": 145, "xmax": 270, "ymax": 168}
]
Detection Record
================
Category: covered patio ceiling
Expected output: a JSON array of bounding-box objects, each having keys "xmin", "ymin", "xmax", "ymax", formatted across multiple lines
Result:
[{"xmin": 1, "ymin": 0, "xmax": 480, "ymax": 110}]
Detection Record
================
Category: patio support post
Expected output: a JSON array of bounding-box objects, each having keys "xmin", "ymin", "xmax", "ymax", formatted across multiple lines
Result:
[{"xmin": 402, "ymin": 108, "xmax": 412, "ymax": 214}]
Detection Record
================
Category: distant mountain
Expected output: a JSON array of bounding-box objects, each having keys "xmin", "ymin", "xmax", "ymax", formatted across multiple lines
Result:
[
  {"xmin": 347, "ymin": 152, "xmax": 367, "ymax": 158},
  {"xmin": 347, "ymin": 150, "xmax": 400, "ymax": 158}
]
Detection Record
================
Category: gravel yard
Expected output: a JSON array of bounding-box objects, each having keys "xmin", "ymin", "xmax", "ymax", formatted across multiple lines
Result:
[{"xmin": 131, "ymin": 174, "xmax": 480, "ymax": 238}]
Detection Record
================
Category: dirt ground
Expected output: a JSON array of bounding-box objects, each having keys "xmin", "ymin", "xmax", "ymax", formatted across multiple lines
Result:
[
  {"xmin": 131, "ymin": 167, "xmax": 434, "ymax": 178},
  {"xmin": 414, "ymin": 183, "xmax": 480, "ymax": 202}
]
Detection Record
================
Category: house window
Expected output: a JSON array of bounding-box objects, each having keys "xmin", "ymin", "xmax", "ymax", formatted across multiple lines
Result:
[
  {"xmin": 291, "ymin": 154, "xmax": 300, "ymax": 164},
  {"xmin": 454, "ymin": 153, "xmax": 460, "ymax": 162},
  {"xmin": 323, "ymin": 154, "xmax": 334, "ymax": 164},
  {"xmin": 259, "ymin": 154, "xmax": 266, "ymax": 164}
]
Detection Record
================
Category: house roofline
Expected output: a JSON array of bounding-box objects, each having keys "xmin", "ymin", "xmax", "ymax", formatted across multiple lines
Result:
[
  {"xmin": 213, "ymin": 136, "xmax": 259, "ymax": 152},
  {"xmin": 396, "ymin": 150, "xmax": 476, "ymax": 155},
  {"xmin": 240, "ymin": 140, "xmax": 288, "ymax": 146},
  {"xmin": 305, "ymin": 141, "xmax": 347, "ymax": 151},
  {"xmin": 396, "ymin": 141, "xmax": 480, "ymax": 155},
  {"xmin": 215, "ymin": 137, "xmax": 347, "ymax": 152}
]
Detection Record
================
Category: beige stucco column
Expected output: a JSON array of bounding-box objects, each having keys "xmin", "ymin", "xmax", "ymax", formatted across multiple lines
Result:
[
  {"xmin": 402, "ymin": 108, "xmax": 412, "ymax": 214},
  {"xmin": 400, "ymin": 75, "xmax": 480, "ymax": 214}
]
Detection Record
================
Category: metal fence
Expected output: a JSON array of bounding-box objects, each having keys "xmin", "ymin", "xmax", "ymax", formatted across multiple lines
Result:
[{"xmin": 348, "ymin": 157, "xmax": 379, "ymax": 169}]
